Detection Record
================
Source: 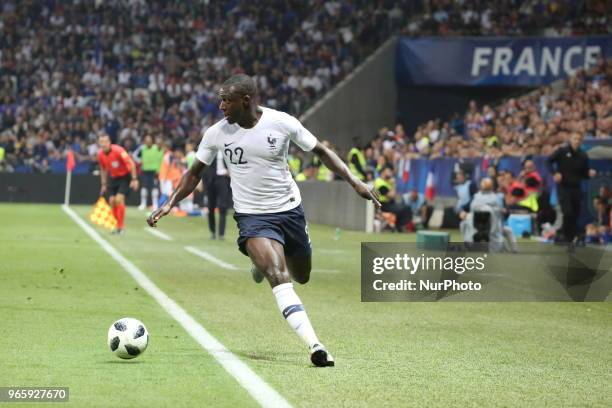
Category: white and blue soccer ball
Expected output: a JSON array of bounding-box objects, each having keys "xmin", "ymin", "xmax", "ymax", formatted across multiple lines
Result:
[{"xmin": 107, "ymin": 317, "xmax": 149, "ymax": 359}]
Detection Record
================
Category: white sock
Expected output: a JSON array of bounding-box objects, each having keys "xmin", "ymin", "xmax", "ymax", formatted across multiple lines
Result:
[
  {"xmin": 272, "ymin": 282, "xmax": 320, "ymax": 349},
  {"xmin": 152, "ymin": 188, "xmax": 159, "ymax": 210},
  {"xmin": 140, "ymin": 188, "xmax": 147, "ymax": 207}
]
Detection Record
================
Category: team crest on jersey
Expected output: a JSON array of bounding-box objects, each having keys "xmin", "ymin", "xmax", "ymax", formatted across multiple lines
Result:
[{"xmin": 267, "ymin": 135, "xmax": 277, "ymax": 151}]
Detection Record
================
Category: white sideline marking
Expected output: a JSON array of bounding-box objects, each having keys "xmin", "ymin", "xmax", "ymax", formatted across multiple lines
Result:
[
  {"xmin": 185, "ymin": 246, "xmax": 239, "ymax": 270},
  {"xmin": 144, "ymin": 227, "xmax": 173, "ymax": 241},
  {"xmin": 62, "ymin": 205, "xmax": 292, "ymax": 408}
]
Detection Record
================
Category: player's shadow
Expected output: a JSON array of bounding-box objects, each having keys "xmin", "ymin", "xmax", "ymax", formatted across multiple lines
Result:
[{"xmin": 233, "ymin": 350, "xmax": 302, "ymax": 367}]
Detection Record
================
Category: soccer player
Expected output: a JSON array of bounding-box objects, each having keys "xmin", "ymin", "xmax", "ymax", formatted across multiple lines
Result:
[
  {"xmin": 147, "ymin": 74, "xmax": 380, "ymax": 367},
  {"xmin": 136, "ymin": 134, "xmax": 164, "ymax": 211},
  {"xmin": 98, "ymin": 134, "xmax": 139, "ymax": 234}
]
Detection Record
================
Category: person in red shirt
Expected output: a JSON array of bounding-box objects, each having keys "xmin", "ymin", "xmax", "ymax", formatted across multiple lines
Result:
[
  {"xmin": 97, "ymin": 134, "xmax": 139, "ymax": 234},
  {"xmin": 518, "ymin": 159, "xmax": 543, "ymax": 195}
]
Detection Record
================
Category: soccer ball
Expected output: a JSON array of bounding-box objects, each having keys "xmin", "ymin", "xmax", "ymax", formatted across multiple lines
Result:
[{"xmin": 107, "ymin": 317, "xmax": 149, "ymax": 359}]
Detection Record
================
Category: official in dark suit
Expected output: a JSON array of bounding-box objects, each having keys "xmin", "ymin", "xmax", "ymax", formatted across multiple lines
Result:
[
  {"xmin": 547, "ymin": 133, "xmax": 596, "ymax": 243},
  {"xmin": 203, "ymin": 151, "xmax": 232, "ymax": 240}
]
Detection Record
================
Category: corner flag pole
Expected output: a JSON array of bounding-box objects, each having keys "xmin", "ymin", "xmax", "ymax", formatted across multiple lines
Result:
[
  {"xmin": 64, "ymin": 171, "xmax": 72, "ymax": 206},
  {"xmin": 64, "ymin": 150, "xmax": 76, "ymax": 206}
]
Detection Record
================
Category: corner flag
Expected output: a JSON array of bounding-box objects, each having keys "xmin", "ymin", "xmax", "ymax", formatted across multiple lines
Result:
[
  {"xmin": 90, "ymin": 197, "xmax": 117, "ymax": 230},
  {"xmin": 64, "ymin": 150, "xmax": 76, "ymax": 205},
  {"xmin": 66, "ymin": 150, "xmax": 76, "ymax": 172}
]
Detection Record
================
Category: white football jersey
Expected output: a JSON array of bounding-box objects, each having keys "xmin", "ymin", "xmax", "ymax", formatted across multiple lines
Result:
[{"xmin": 196, "ymin": 107, "xmax": 318, "ymax": 214}]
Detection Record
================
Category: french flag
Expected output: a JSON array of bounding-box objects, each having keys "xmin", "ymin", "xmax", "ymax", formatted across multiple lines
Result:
[
  {"xmin": 482, "ymin": 156, "xmax": 490, "ymax": 171},
  {"xmin": 425, "ymin": 170, "xmax": 435, "ymax": 201},
  {"xmin": 402, "ymin": 159, "xmax": 411, "ymax": 183}
]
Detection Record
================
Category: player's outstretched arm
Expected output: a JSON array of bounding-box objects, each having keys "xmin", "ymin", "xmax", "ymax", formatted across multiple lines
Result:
[
  {"xmin": 147, "ymin": 159, "xmax": 207, "ymax": 227},
  {"xmin": 311, "ymin": 142, "xmax": 381, "ymax": 209}
]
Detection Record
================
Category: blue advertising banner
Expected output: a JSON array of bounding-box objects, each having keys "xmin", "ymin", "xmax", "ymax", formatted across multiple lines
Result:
[{"xmin": 396, "ymin": 36, "xmax": 612, "ymax": 86}]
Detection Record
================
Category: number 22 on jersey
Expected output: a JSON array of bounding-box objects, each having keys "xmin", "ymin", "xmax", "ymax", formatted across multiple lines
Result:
[{"xmin": 224, "ymin": 147, "xmax": 248, "ymax": 165}]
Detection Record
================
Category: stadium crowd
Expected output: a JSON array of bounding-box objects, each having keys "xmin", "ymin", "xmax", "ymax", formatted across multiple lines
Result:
[
  {"xmin": 336, "ymin": 58, "xmax": 611, "ymax": 242},
  {"xmin": 389, "ymin": 58, "xmax": 611, "ymax": 162},
  {"xmin": 0, "ymin": 0, "xmax": 409, "ymax": 173},
  {"xmin": 1, "ymin": 0, "xmax": 610, "ymax": 174},
  {"xmin": 403, "ymin": 0, "xmax": 610, "ymax": 37}
]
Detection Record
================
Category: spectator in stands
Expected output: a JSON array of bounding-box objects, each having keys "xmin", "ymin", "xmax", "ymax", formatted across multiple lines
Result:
[
  {"xmin": 287, "ymin": 146, "xmax": 303, "ymax": 178},
  {"xmin": 585, "ymin": 196, "xmax": 611, "ymax": 244},
  {"xmin": 461, "ymin": 177, "xmax": 517, "ymax": 251},
  {"xmin": 402, "ymin": 190, "xmax": 432, "ymax": 229},
  {"xmin": 519, "ymin": 160, "xmax": 542, "ymax": 195},
  {"xmin": 454, "ymin": 171, "xmax": 477, "ymax": 214},
  {"xmin": 515, "ymin": 160, "xmax": 557, "ymax": 232},
  {"xmin": 375, "ymin": 166, "xmax": 412, "ymax": 232},
  {"xmin": 295, "ymin": 163, "xmax": 318, "ymax": 182},
  {"xmin": 600, "ymin": 186, "xmax": 612, "ymax": 206},
  {"xmin": 460, "ymin": 177, "xmax": 501, "ymax": 245},
  {"xmin": 510, "ymin": 159, "xmax": 542, "ymax": 213},
  {"xmin": 348, "ymin": 143, "xmax": 367, "ymax": 181},
  {"xmin": 364, "ymin": 145, "xmax": 377, "ymax": 170},
  {"xmin": 312, "ymin": 140, "xmax": 335, "ymax": 181}
]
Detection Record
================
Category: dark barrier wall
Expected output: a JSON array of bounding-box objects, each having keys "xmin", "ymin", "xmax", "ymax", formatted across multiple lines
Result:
[
  {"xmin": 0, "ymin": 173, "xmax": 371, "ymax": 230},
  {"xmin": 4, "ymin": 158, "xmax": 610, "ymax": 203},
  {"xmin": 298, "ymin": 180, "xmax": 370, "ymax": 231},
  {"xmin": 0, "ymin": 173, "xmax": 140, "ymax": 206}
]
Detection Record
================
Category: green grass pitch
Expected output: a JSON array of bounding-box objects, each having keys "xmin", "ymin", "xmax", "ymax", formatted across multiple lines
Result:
[{"xmin": 0, "ymin": 203, "xmax": 610, "ymax": 407}]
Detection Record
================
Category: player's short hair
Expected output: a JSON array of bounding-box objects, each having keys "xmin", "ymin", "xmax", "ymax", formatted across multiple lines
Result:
[{"xmin": 221, "ymin": 74, "xmax": 257, "ymax": 97}]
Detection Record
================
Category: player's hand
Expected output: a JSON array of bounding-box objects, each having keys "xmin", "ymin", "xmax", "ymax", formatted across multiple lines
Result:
[
  {"xmin": 130, "ymin": 179, "xmax": 139, "ymax": 191},
  {"xmin": 589, "ymin": 169, "xmax": 596, "ymax": 178},
  {"xmin": 100, "ymin": 185, "xmax": 107, "ymax": 196},
  {"xmin": 353, "ymin": 181, "xmax": 381, "ymax": 209},
  {"xmin": 147, "ymin": 203, "xmax": 171, "ymax": 227},
  {"xmin": 553, "ymin": 172, "xmax": 562, "ymax": 184}
]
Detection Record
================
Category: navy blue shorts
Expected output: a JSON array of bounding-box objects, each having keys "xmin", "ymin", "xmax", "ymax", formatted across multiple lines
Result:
[{"xmin": 233, "ymin": 204, "xmax": 312, "ymax": 258}]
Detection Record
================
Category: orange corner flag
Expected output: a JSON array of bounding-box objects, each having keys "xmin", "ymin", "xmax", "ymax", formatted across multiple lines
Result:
[
  {"xmin": 90, "ymin": 197, "xmax": 117, "ymax": 230},
  {"xmin": 66, "ymin": 150, "xmax": 76, "ymax": 172}
]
